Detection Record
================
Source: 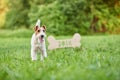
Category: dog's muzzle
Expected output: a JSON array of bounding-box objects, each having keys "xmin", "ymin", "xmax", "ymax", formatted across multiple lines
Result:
[
  {"xmin": 39, "ymin": 35, "xmax": 44, "ymax": 43},
  {"xmin": 41, "ymin": 35, "xmax": 44, "ymax": 38}
]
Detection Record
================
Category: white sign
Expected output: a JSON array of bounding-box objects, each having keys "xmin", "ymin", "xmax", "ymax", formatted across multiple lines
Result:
[{"xmin": 47, "ymin": 33, "xmax": 81, "ymax": 50}]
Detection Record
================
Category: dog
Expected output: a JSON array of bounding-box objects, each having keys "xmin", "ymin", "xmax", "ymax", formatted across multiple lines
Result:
[{"xmin": 31, "ymin": 19, "xmax": 47, "ymax": 61}]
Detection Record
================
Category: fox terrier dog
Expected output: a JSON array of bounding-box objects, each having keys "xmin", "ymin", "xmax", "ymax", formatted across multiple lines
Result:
[{"xmin": 31, "ymin": 19, "xmax": 47, "ymax": 61}]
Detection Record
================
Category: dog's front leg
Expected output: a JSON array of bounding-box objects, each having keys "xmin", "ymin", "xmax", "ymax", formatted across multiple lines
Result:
[
  {"xmin": 40, "ymin": 43, "xmax": 47, "ymax": 61},
  {"xmin": 31, "ymin": 48, "xmax": 37, "ymax": 61},
  {"xmin": 41, "ymin": 52, "xmax": 44, "ymax": 61},
  {"xmin": 43, "ymin": 43, "xmax": 47, "ymax": 58},
  {"xmin": 41, "ymin": 50, "xmax": 47, "ymax": 61},
  {"xmin": 42, "ymin": 49, "xmax": 47, "ymax": 58}
]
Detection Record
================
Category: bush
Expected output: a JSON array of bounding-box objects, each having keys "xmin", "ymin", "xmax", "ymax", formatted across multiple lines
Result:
[
  {"xmin": 28, "ymin": 1, "xmax": 67, "ymax": 35},
  {"xmin": 3, "ymin": 0, "xmax": 120, "ymax": 35},
  {"xmin": 4, "ymin": 0, "xmax": 30, "ymax": 29}
]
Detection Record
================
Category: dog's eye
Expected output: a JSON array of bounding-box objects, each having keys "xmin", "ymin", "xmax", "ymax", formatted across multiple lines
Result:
[
  {"xmin": 43, "ymin": 30, "xmax": 45, "ymax": 32},
  {"xmin": 38, "ymin": 30, "xmax": 40, "ymax": 32}
]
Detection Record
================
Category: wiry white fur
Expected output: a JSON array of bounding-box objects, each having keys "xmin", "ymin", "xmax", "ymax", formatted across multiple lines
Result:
[
  {"xmin": 31, "ymin": 19, "xmax": 47, "ymax": 61},
  {"xmin": 36, "ymin": 19, "xmax": 40, "ymax": 27}
]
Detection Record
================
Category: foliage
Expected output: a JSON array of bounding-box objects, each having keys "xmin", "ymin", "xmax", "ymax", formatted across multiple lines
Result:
[
  {"xmin": 28, "ymin": 0, "xmax": 120, "ymax": 35},
  {"xmin": 2, "ymin": 0, "xmax": 120, "ymax": 35},
  {"xmin": 0, "ymin": 29, "xmax": 33, "ymax": 38},
  {"xmin": 0, "ymin": 31, "xmax": 120, "ymax": 80},
  {"xmin": 0, "ymin": 0, "xmax": 9, "ymax": 28},
  {"xmin": 28, "ymin": 1, "xmax": 67, "ymax": 35},
  {"xmin": 4, "ymin": 0, "xmax": 30, "ymax": 29}
]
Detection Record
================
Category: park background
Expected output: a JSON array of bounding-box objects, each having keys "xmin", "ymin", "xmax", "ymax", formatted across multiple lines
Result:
[
  {"xmin": 0, "ymin": 0, "xmax": 120, "ymax": 35},
  {"xmin": 0, "ymin": 0, "xmax": 120, "ymax": 80}
]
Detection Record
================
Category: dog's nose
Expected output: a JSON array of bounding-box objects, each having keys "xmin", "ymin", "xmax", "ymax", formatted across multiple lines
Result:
[{"xmin": 41, "ymin": 35, "xmax": 44, "ymax": 38}]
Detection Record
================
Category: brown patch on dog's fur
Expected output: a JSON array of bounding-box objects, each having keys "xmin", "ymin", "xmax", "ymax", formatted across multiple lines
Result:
[
  {"xmin": 42, "ymin": 25, "xmax": 46, "ymax": 30},
  {"xmin": 34, "ymin": 26, "xmax": 40, "ymax": 35},
  {"xmin": 34, "ymin": 26, "xmax": 38, "ymax": 31},
  {"xmin": 34, "ymin": 25, "xmax": 46, "ymax": 35}
]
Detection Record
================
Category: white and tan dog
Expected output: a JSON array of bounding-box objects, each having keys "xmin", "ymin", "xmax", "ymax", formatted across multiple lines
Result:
[{"xmin": 31, "ymin": 19, "xmax": 47, "ymax": 61}]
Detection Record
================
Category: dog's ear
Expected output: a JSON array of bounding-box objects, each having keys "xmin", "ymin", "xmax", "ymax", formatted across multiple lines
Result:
[
  {"xmin": 42, "ymin": 25, "xmax": 46, "ymax": 30},
  {"xmin": 34, "ymin": 26, "xmax": 38, "ymax": 31}
]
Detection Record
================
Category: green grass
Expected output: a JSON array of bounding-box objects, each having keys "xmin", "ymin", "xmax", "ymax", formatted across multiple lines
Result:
[{"xmin": 0, "ymin": 30, "xmax": 120, "ymax": 80}]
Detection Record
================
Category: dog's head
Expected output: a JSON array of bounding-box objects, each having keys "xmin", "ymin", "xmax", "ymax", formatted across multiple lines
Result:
[
  {"xmin": 34, "ymin": 19, "xmax": 46, "ymax": 43},
  {"xmin": 34, "ymin": 25, "xmax": 46, "ymax": 43}
]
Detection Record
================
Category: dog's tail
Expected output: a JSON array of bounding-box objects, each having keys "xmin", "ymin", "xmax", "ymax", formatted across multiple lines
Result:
[{"xmin": 36, "ymin": 19, "xmax": 41, "ymax": 27}]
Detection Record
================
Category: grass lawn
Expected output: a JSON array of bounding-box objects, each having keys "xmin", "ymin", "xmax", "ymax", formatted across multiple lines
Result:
[{"xmin": 0, "ymin": 30, "xmax": 120, "ymax": 80}]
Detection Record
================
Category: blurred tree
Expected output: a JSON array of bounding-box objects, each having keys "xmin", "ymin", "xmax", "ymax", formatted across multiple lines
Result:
[
  {"xmin": 5, "ymin": 0, "xmax": 30, "ymax": 29},
  {"xmin": 0, "ymin": 0, "xmax": 9, "ymax": 28},
  {"xmin": 3, "ymin": 0, "xmax": 120, "ymax": 34},
  {"xmin": 28, "ymin": 1, "xmax": 66, "ymax": 35}
]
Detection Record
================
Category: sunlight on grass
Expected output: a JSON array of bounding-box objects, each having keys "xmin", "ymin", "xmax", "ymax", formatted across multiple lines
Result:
[
  {"xmin": 0, "ymin": 30, "xmax": 120, "ymax": 80},
  {"xmin": 0, "ymin": 29, "xmax": 33, "ymax": 38}
]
